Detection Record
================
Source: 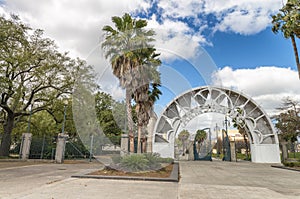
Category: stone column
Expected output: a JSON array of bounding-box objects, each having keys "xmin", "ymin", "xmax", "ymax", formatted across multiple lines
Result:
[
  {"xmin": 187, "ymin": 142, "xmax": 194, "ymax": 161},
  {"xmin": 230, "ymin": 141, "xmax": 236, "ymax": 162},
  {"xmin": 146, "ymin": 111, "xmax": 157, "ymax": 153},
  {"xmin": 55, "ymin": 134, "xmax": 68, "ymax": 163},
  {"xmin": 120, "ymin": 134, "xmax": 129, "ymax": 156},
  {"xmin": 20, "ymin": 133, "xmax": 32, "ymax": 160}
]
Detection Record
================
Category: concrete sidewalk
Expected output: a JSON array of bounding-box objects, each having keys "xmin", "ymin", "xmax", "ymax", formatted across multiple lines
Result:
[{"xmin": 0, "ymin": 160, "xmax": 300, "ymax": 199}]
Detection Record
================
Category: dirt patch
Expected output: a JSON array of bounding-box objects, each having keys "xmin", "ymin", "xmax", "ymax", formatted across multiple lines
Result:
[{"xmin": 88, "ymin": 164, "xmax": 173, "ymax": 178}]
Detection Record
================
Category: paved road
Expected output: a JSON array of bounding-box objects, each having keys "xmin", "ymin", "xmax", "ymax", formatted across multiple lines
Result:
[
  {"xmin": 179, "ymin": 161, "xmax": 300, "ymax": 199},
  {"xmin": 0, "ymin": 160, "xmax": 300, "ymax": 199}
]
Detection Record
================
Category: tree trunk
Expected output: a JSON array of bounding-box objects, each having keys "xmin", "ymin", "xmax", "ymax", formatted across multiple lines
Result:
[
  {"xmin": 243, "ymin": 134, "xmax": 249, "ymax": 160},
  {"xmin": 291, "ymin": 35, "xmax": 300, "ymax": 79},
  {"xmin": 142, "ymin": 135, "xmax": 147, "ymax": 153},
  {"xmin": 0, "ymin": 114, "xmax": 14, "ymax": 157},
  {"xmin": 136, "ymin": 103, "xmax": 142, "ymax": 154},
  {"xmin": 197, "ymin": 142, "xmax": 201, "ymax": 155},
  {"xmin": 137, "ymin": 124, "xmax": 142, "ymax": 154},
  {"xmin": 126, "ymin": 90, "xmax": 134, "ymax": 153}
]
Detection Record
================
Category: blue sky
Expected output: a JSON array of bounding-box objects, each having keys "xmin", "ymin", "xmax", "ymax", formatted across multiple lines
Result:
[
  {"xmin": 206, "ymin": 28, "xmax": 297, "ymax": 69},
  {"xmin": 0, "ymin": 0, "xmax": 299, "ymax": 116}
]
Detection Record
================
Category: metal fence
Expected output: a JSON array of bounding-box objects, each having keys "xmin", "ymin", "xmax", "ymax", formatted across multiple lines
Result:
[{"xmin": 9, "ymin": 134, "xmax": 91, "ymax": 160}]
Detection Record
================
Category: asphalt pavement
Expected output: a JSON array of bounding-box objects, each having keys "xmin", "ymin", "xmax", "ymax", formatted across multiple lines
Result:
[{"xmin": 0, "ymin": 159, "xmax": 300, "ymax": 199}]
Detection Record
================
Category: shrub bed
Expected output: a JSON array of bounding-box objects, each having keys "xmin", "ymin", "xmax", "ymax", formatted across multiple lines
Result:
[{"xmin": 108, "ymin": 153, "xmax": 174, "ymax": 172}]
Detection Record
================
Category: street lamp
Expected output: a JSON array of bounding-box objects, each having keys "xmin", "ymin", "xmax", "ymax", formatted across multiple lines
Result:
[{"xmin": 223, "ymin": 113, "xmax": 231, "ymax": 161}]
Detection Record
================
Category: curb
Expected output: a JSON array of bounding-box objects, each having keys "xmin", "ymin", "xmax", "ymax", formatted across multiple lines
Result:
[
  {"xmin": 271, "ymin": 165, "xmax": 300, "ymax": 172},
  {"xmin": 72, "ymin": 162, "xmax": 179, "ymax": 182}
]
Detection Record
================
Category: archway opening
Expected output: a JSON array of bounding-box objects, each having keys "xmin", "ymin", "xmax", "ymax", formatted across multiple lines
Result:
[{"xmin": 175, "ymin": 112, "xmax": 251, "ymax": 161}]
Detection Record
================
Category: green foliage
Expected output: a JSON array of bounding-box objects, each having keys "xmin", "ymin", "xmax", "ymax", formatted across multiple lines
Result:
[
  {"xmin": 0, "ymin": 15, "xmax": 97, "ymax": 156},
  {"xmin": 143, "ymin": 153, "xmax": 161, "ymax": 170},
  {"xmin": 157, "ymin": 157, "xmax": 174, "ymax": 164},
  {"xmin": 102, "ymin": 13, "xmax": 161, "ymax": 153},
  {"xmin": 95, "ymin": 91, "xmax": 124, "ymax": 145},
  {"xmin": 178, "ymin": 130, "xmax": 190, "ymax": 141},
  {"xmin": 282, "ymin": 161, "xmax": 300, "ymax": 167},
  {"xmin": 118, "ymin": 153, "xmax": 174, "ymax": 172},
  {"xmin": 275, "ymin": 98, "xmax": 300, "ymax": 143},
  {"xmin": 178, "ymin": 130, "xmax": 190, "ymax": 155},
  {"xmin": 111, "ymin": 155, "xmax": 122, "ymax": 164},
  {"xmin": 288, "ymin": 152, "xmax": 300, "ymax": 159},
  {"xmin": 120, "ymin": 154, "xmax": 149, "ymax": 172},
  {"xmin": 272, "ymin": 0, "xmax": 300, "ymax": 38},
  {"xmin": 272, "ymin": 0, "xmax": 300, "ymax": 78},
  {"xmin": 195, "ymin": 129, "xmax": 207, "ymax": 143}
]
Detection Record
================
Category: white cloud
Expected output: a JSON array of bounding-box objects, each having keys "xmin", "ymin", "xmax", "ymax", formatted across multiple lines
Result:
[
  {"xmin": 2, "ymin": 0, "xmax": 148, "ymax": 57},
  {"xmin": 209, "ymin": 0, "xmax": 285, "ymax": 35},
  {"xmin": 0, "ymin": 0, "xmax": 292, "ymax": 103},
  {"xmin": 212, "ymin": 66, "xmax": 300, "ymax": 115},
  {"xmin": 215, "ymin": 9, "xmax": 271, "ymax": 35},
  {"xmin": 158, "ymin": 0, "xmax": 204, "ymax": 18},
  {"xmin": 147, "ymin": 15, "xmax": 208, "ymax": 60},
  {"xmin": 156, "ymin": 0, "xmax": 285, "ymax": 35},
  {"xmin": 0, "ymin": 0, "xmax": 151, "ymax": 100}
]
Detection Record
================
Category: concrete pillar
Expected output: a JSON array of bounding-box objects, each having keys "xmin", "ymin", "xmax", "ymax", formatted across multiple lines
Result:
[
  {"xmin": 120, "ymin": 134, "xmax": 129, "ymax": 156},
  {"xmin": 146, "ymin": 111, "xmax": 157, "ymax": 153},
  {"xmin": 55, "ymin": 134, "xmax": 68, "ymax": 163},
  {"xmin": 251, "ymin": 143, "xmax": 281, "ymax": 163},
  {"xmin": 20, "ymin": 133, "xmax": 32, "ymax": 160},
  {"xmin": 230, "ymin": 141, "xmax": 236, "ymax": 162},
  {"xmin": 187, "ymin": 142, "xmax": 194, "ymax": 161}
]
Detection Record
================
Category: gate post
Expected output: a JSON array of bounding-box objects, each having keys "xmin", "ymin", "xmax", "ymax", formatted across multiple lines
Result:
[
  {"xmin": 251, "ymin": 143, "xmax": 281, "ymax": 163},
  {"xmin": 55, "ymin": 133, "xmax": 68, "ymax": 163},
  {"xmin": 230, "ymin": 141, "xmax": 237, "ymax": 162},
  {"xmin": 120, "ymin": 134, "xmax": 129, "ymax": 156},
  {"xmin": 20, "ymin": 133, "xmax": 32, "ymax": 160}
]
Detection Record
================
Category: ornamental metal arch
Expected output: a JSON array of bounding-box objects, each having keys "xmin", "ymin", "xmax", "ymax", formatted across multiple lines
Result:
[{"xmin": 152, "ymin": 86, "xmax": 281, "ymax": 163}]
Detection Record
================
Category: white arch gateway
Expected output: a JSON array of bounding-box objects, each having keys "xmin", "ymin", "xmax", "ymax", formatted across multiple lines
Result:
[{"xmin": 152, "ymin": 86, "xmax": 281, "ymax": 163}]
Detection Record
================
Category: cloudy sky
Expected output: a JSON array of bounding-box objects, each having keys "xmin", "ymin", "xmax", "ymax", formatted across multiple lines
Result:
[{"xmin": 0, "ymin": 0, "xmax": 299, "ymax": 117}]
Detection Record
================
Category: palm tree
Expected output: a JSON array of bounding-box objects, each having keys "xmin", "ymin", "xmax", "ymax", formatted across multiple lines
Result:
[
  {"xmin": 195, "ymin": 129, "xmax": 207, "ymax": 154},
  {"xmin": 102, "ymin": 13, "xmax": 157, "ymax": 153},
  {"xmin": 272, "ymin": 0, "xmax": 300, "ymax": 78},
  {"xmin": 133, "ymin": 51, "xmax": 161, "ymax": 153},
  {"xmin": 178, "ymin": 130, "xmax": 190, "ymax": 155}
]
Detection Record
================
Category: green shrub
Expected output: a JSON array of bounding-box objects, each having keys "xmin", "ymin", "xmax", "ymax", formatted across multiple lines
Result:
[
  {"xmin": 158, "ymin": 157, "xmax": 174, "ymax": 164},
  {"xmin": 120, "ymin": 154, "xmax": 149, "ymax": 172},
  {"xmin": 283, "ymin": 161, "xmax": 300, "ymax": 167},
  {"xmin": 111, "ymin": 155, "xmax": 122, "ymax": 164},
  {"xmin": 143, "ymin": 153, "xmax": 161, "ymax": 170}
]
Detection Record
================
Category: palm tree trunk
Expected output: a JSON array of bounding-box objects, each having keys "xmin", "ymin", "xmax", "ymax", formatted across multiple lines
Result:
[
  {"xmin": 243, "ymin": 134, "xmax": 249, "ymax": 160},
  {"xmin": 137, "ymin": 124, "xmax": 142, "ymax": 153},
  {"xmin": 142, "ymin": 135, "xmax": 147, "ymax": 153},
  {"xmin": 291, "ymin": 35, "xmax": 300, "ymax": 79},
  {"xmin": 136, "ymin": 103, "xmax": 142, "ymax": 154},
  {"xmin": 126, "ymin": 90, "xmax": 134, "ymax": 153}
]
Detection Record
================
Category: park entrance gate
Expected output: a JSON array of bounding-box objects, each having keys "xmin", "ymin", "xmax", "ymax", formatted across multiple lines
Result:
[{"xmin": 152, "ymin": 86, "xmax": 281, "ymax": 163}]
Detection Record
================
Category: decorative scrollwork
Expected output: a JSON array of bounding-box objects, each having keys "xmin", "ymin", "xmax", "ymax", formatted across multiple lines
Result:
[{"xmin": 154, "ymin": 86, "xmax": 278, "ymax": 145}]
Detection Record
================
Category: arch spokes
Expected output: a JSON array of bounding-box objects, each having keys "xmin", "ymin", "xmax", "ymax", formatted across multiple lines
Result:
[{"xmin": 154, "ymin": 86, "xmax": 277, "ymax": 145}]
